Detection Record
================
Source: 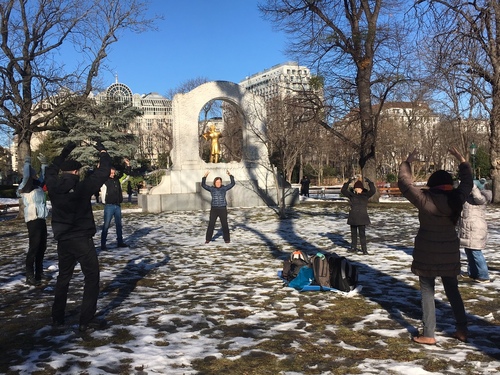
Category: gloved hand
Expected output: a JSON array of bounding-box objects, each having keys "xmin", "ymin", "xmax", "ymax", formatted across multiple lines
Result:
[
  {"xmin": 60, "ymin": 141, "xmax": 77, "ymax": 158},
  {"xmin": 94, "ymin": 141, "xmax": 106, "ymax": 152},
  {"xmin": 365, "ymin": 177, "xmax": 372, "ymax": 183},
  {"xmin": 24, "ymin": 156, "xmax": 32, "ymax": 164},
  {"xmin": 37, "ymin": 153, "xmax": 47, "ymax": 164}
]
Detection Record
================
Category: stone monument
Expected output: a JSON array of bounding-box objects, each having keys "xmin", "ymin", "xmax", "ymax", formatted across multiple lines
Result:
[{"xmin": 139, "ymin": 81, "xmax": 297, "ymax": 212}]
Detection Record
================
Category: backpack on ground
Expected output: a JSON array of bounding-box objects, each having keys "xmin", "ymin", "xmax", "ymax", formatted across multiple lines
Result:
[
  {"xmin": 282, "ymin": 250, "xmax": 310, "ymax": 281},
  {"xmin": 328, "ymin": 256, "xmax": 358, "ymax": 292},
  {"xmin": 310, "ymin": 253, "xmax": 331, "ymax": 288}
]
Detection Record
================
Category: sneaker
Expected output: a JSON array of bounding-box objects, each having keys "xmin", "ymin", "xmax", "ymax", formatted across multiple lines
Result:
[
  {"xmin": 26, "ymin": 276, "xmax": 41, "ymax": 286},
  {"xmin": 473, "ymin": 278, "xmax": 491, "ymax": 284},
  {"xmin": 459, "ymin": 273, "xmax": 471, "ymax": 279},
  {"xmin": 205, "ymin": 241, "xmax": 210, "ymax": 244},
  {"xmin": 225, "ymin": 240, "xmax": 230, "ymax": 244},
  {"xmin": 347, "ymin": 248, "xmax": 356, "ymax": 253},
  {"xmin": 117, "ymin": 242, "xmax": 128, "ymax": 248},
  {"xmin": 412, "ymin": 335, "xmax": 437, "ymax": 345}
]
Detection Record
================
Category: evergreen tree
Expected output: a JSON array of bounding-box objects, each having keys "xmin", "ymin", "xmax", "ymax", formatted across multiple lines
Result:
[{"xmin": 52, "ymin": 98, "xmax": 141, "ymax": 168}]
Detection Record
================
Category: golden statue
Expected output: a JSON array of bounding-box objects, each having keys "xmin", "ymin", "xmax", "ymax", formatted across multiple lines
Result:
[{"xmin": 202, "ymin": 124, "xmax": 222, "ymax": 163}]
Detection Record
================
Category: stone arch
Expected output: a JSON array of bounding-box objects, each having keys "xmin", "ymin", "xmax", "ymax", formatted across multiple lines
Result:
[
  {"xmin": 171, "ymin": 81, "xmax": 267, "ymax": 169},
  {"xmin": 141, "ymin": 81, "xmax": 297, "ymax": 212}
]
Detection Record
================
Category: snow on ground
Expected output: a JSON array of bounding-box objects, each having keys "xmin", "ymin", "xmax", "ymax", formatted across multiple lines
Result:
[{"xmin": 1, "ymin": 194, "xmax": 499, "ymax": 374}]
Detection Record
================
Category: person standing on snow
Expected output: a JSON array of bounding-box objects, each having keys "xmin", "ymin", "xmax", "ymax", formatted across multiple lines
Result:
[
  {"xmin": 100, "ymin": 158, "xmax": 130, "ymax": 250},
  {"xmin": 458, "ymin": 179, "xmax": 492, "ymax": 283},
  {"xmin": 398, "ymin": 147, "xmax": 472, "ymax": 345},
  {"xmin": 17, "ymin": 154, "xmax": 49, "ymax": 286},
  {"xmin": 45, "ymin": 141, "xmax": 111, "ymax": 332},
  {"xmin": 300, "ymin": 176, "xmax": 311, "ymax": 197},
  {"xmin": 201, "ymin": 170, "xmax": 235, "ymax": 244},
  {"xmin": 341, "ymin": 177, "xmax": 376, "ymax": 255}
]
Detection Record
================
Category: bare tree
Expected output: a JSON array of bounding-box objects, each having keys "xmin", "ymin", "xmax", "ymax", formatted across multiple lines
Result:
[
  {"xmin": 414, "ymin": 0, "xmax": 500, "ymax": 201},
  {"xmin": 260, "ymin": 0, "xmax": 415, "ymax": 200},
  {"xmin": 0, "ymin": 0, "xmax": 156, "ymax": 172}
]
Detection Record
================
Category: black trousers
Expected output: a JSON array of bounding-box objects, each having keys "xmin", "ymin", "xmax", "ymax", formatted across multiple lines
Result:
[
  {"xmin": 350, "ymin": 225, "xmax": 367, "ymax": 251},
  {"xmin": 26, "ymin": 218, "xmax": 47, "ymax": 279},
  {"xmin": 206, "ymin": 206, "xmax": 230, "ymax": 242},
  {"xmin": 52, "ymin": 237, "xmax": 100, "ymax": 326}
]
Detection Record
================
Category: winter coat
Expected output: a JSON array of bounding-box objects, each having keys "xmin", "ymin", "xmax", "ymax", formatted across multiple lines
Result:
[
  {"xmin": 341, "ymin": 180, "xmax": 376, "ymax": 226},
  {"xmin": 21, "ymin": 187, "xmax": 49, "ymax": 223},
  {"xmin": 17, "ymin": 161, "xmax": 48, "ymax": 223},
  {"xmin": 458, "ymin": 185, "xmax": 492, "ymax": 250},
  {"xmin": 100, "ymin": 172, "xmax": 127, "ymax": 205},
  {"xmin": 45, "ymin": 152, "xmax": 111, "ymax": 241},
  {"xmin": 201, "ymin": 175, "xmax": 235, "ymax": 207},
  {"xmin": 398, "ymin": 162, "xmax": 473, "ymax": 277}
]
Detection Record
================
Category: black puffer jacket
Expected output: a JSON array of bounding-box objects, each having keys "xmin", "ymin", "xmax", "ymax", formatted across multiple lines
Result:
[{"xmin": 45, "ymin": 152, "xmax": 111, "ymax": 241}]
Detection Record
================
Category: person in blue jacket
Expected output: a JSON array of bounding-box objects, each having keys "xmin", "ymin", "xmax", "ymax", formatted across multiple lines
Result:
[
  {"xmin": 17, "ymin": 154, "xmax": 49, "ymax": 286},
  {"xmin": 201, "ymin": 170, "xmax": 235, "ymax": 244}
]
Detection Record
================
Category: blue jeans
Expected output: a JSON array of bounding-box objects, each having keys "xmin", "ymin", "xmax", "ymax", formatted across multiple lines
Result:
[
  {"xmin": 101, "ymin": 204, "xmax": 123, "ymax": 247},
  {"xmin": 419, "ymin": 276, "xmax": 467, "ymax": 338},
  {"xmin": 465, "ymin": 248, "xmax": 489, "ymax": 280}
]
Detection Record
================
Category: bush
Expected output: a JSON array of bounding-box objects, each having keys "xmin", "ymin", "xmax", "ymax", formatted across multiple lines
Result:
[{"xmin": 0, "ymin": 185, "xmax": 17, "ymax": 198}]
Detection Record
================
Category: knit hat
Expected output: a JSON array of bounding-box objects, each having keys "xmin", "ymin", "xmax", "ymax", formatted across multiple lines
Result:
[
  {"xmin": 60, "ymin": 160, "xmax": 82, "ymax": 171},
  {"xmin": 353, "ymin": 181, "xmax": 363, "ymax": 189},
  {"xmin": 427, "ymin": 170, "xmax": 453, "ymax": 188}
]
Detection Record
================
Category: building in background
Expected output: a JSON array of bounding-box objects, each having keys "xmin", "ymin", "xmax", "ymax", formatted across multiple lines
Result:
[
  {"xmin": 94, "ymin": 80, "xmax": 173, "ymax": 166},
  {"xmin": 239, "ymin": 61, "xmax": 312, "ymax": 99}
]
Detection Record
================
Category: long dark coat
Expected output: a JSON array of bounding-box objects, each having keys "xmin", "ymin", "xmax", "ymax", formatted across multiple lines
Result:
[
  {"xmin": 398, "ymin": 162, "xmax": 473, "ymax": 277},
  {"xmin": 341, "ymin": 180, "xmax": 376, "ymax": 226}
]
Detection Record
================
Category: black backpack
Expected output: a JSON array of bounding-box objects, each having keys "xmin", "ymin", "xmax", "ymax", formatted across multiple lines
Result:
[
  {"xmin": 310, "ymin": 253, "xmax": 331, "ymax": 288},
  {"xmin": 282, "ymin": 250, "xmax": 310, "ymax": 281},
  {"xmin": 329, "ymin": 256, "xmax": 358, "ymax": 292}
]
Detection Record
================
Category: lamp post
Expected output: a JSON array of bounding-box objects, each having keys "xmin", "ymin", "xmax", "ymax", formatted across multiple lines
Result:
[{"xmin": 470, "ymin": 142, "xmax": 477, "ymax": 178}]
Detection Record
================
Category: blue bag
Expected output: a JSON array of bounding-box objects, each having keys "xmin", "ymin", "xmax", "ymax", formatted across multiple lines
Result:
[{"xmin": 288, "ymin": 266, "xmax": 314, "ymax": 290}]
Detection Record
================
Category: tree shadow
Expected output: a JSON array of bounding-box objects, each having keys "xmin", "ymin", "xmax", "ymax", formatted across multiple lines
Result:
[
  {"xmin": 98, "ymin": 254, "xmax": 170, "ymax": 317},
  {"xmin": 249, "ymin": 209, "xmax": 500, "ymax": 360}
]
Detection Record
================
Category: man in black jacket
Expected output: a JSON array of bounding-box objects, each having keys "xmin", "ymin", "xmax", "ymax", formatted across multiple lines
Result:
[
  {"xmin": 100, "ymin": 158, "xmax": 129, "ymax": 250},
  {"xmin": 45, "ymin": 141, "xmax": 111, "ymax": 332}
]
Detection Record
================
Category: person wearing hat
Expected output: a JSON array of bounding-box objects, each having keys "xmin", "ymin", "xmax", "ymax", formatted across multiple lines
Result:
[
  {"xmin": 17, "ymin": 154, "xmax": 49, "ymax": 286},
  {"xmin": 458, "ymin": 179, "xmax": 492, "ymax": 283},
  {"xmin": 398, "ymin": 147, "xmax": 473, "ymax": 345},
  {"xmin": 45, "ymin": 141, "xmax": 112, "ymax": 333},
  {"xmin": 340, "ymin": 176, "xmax": 376, "ymax": 255},
  {"xmin": 100, "ymin": 158, "xmax": 130, "ymax": 250}
]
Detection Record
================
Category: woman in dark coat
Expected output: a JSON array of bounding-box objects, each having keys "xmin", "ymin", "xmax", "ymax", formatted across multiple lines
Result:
[
  {"xmin": 398, "ymin": 147, "xmax": 473, "ymax": 345},
  {"xmin": 341, "ymin": 177, "xmax": 376, "ymax": 255}
]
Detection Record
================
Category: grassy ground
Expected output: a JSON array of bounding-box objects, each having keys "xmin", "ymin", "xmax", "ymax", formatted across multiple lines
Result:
[{"xmin": 1, "ymin": 201, "xmax": 499, "ymax": 374}]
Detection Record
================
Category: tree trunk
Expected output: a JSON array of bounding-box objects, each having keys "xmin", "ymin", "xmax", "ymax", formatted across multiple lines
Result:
[
  {"xmin": 357, "ymin": 66, "xmax": 379, "ymax": 201},
  {"xmin": 489, "ymin": 93, "xmax": 500, "ymax": 203},
  {"xmin": 16, "ymin": 132, "xmax": 32, "ymax": 220}
]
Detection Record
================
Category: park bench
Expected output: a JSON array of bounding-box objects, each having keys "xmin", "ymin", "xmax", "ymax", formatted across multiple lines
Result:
[
  {"xmin": 0, "ymin": 203, "xmax": 19, "ymax": 215},
  {"xmin": 378, "ymin": 187, "xmax": 402, "ymax": 196}
]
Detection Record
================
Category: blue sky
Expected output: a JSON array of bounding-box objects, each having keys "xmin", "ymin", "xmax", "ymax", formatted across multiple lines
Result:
[{"xmin": 101, "ymin": 1, "xmax": 291, "ymax": 96}]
